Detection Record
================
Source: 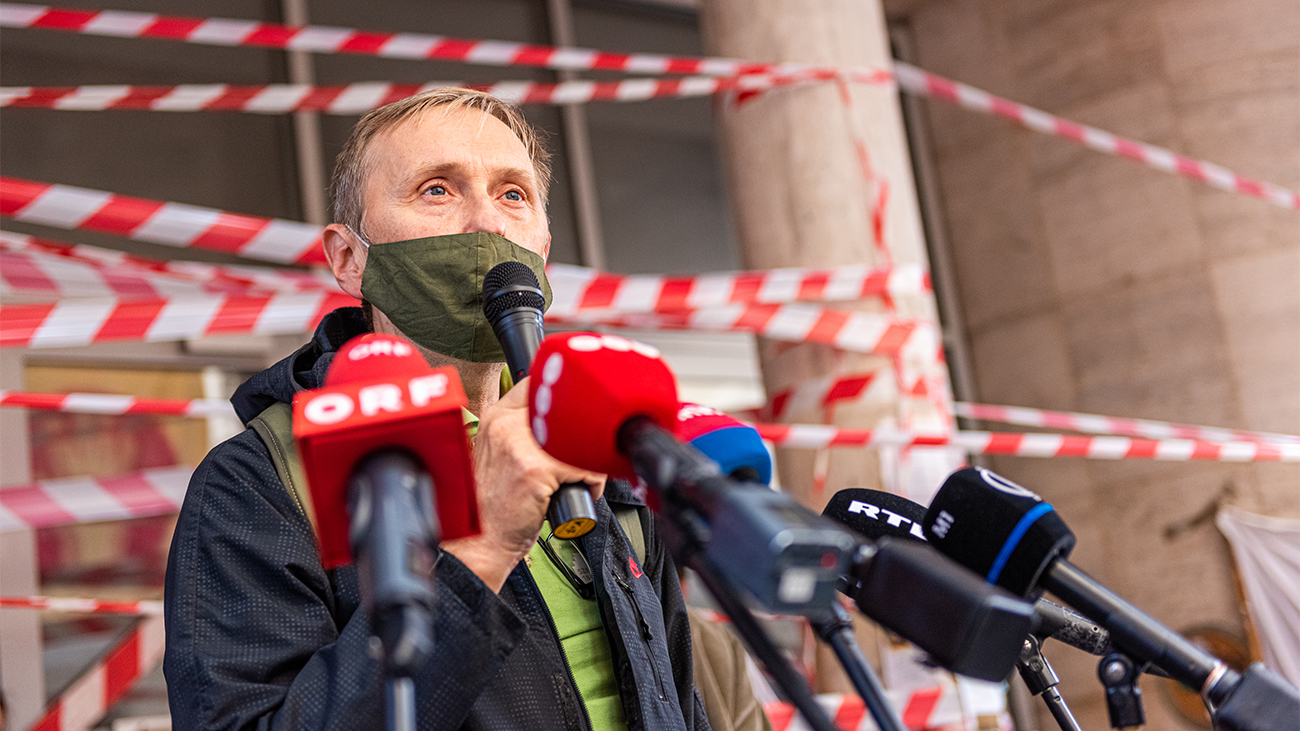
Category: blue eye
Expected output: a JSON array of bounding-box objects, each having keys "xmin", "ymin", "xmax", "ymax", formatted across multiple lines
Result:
[
  {"xmin": 504, "ymin": 190, "xmax": 523, "ymax": 202},
  {"xmin": 425, "ymin": 185, "xmax": 447, "ymax": 196}
]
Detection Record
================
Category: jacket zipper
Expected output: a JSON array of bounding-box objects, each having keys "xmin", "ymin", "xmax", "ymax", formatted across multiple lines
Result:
[
  {"xmin": 524, "ymin": 568, "xmax": 593, "ymax": 731},
  {"xmin": 613, "ymin": 571, "xmax": 669, "ymax": 702}
]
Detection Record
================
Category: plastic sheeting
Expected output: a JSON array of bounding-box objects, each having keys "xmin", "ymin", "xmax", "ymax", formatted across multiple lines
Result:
[{"xmin": 1216, "ymin": 506, "xmax": 1300, "ymax": 686}]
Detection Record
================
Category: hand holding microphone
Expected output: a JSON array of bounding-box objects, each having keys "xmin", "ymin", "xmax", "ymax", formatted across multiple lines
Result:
[
  {"xmin": 452, "ymin": 378, "xmax": 606, "ymax": 591},
  {"xmin": 482, "ymin": 261, "xmax": 599, "ymax": 540}
]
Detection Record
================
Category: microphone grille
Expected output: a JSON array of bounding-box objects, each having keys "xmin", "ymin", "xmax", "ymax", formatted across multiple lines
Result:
[{"xmin": 482, "ymin": 261, "xmax": 545, "ymax": 321}]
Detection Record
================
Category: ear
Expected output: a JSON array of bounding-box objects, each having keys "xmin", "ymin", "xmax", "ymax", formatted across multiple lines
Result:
[{"xmin": 323, "ymin": 223, "xmax": 367, "ymax": 299}]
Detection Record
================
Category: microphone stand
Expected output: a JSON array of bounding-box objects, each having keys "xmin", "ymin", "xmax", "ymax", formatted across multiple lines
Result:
[
  {"xmin": 657, "ymin": 503, "xmax": 840, "ymax": 731},
  {"xmin": 1017, "ymin": 635, "xmax": 1082, "ymax": 731},
  {"xmin": 809, "ymin": 602, "xmax": 907, "ymax": 731},
  {"xmin": 348, "ymin": 451, "xmax": 440, "ymax": 731},
  {"xmin": 1098, "ymin": 651, "xmax": 1146, "ymax": 730}
]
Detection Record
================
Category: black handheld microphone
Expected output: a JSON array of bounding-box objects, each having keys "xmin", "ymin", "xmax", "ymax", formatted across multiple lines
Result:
[
  {"xmin": 482, "ymin": 261, "xmax": 597, "ymax": 540},
  {"xmin": 922, "ymin": 468, "xmax": 1300, "ymax": 730}
]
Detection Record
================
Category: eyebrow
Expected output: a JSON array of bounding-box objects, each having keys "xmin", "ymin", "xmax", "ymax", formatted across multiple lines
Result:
[{"xmin": 406, "ymin": 162, "xmax": 538, "ymax": 190}]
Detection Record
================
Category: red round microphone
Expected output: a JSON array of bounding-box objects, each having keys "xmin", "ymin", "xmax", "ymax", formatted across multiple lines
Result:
[
  {"xmin": 527, "ymin": 332, "xmax": 678, "ymax": 479},
  {"xmin": 324, "ymin": 333, "xmax": 429, "ymax": 386}
]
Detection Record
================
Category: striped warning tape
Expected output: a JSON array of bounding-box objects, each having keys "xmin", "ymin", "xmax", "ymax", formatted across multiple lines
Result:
[
  {"xmin": 0, "ymin": 225, "xmax": 924, "ymax": 312},
  {"xmin": 0, "ymin": 291, "xmax": 355, "ymax": 348},
  {"xmin": 0, "ymin": 390, "xmax": 232, "ymax": 416},
  {"xmin": 6, "ymin": 424, "xmax": 1291, "ymax": 535},
  {"xmin": 9, "ymin": 382, "xmax": 1290, "ymax": 463},
  {"xmin": 0, "ymin": 72, "xmax": 873, "ymax": 113},
  {"xmin": 0, "ymin": 465, "xmax": 190, "ymax": 531},
  {"xmin": 0, "ymin": 3, "xmax": 851, "ymax": 79},
  {"xmin": 0, "ymin": 244, "xmax": 283, "ymax": 299},
  {"xmin": 762, "ymin": 688, "xmax": 956, "ymax": 731},
  {"xmin": 0, "ymin": 231, "xmax": 339, "ymax": 296},
  {"xmin": 754, "ymin": 424, "xmax": 1300, "ymax": 462},
  {"xmin": 551, "ymin": 303, "xmax": 936, "ymax": 359},
  {"xmin": 2, "ymin": 5, "xmax": 1294, "ymax": 210},
  {"xmin": 29, "ymin": 614, "xmax": 165, "ymax": 731},
  {"xmin": 0, "ymin": 595, "xmax": 163, "ymax": 615},
  {"xmin": 891, "ymin": 63, "xmax": 1300, "ymax": 211},
  {"xmin": 0, "ymin": 289, "xmax": 924, "ymax": 354},
  {"xmin": 545, "ymin": 263, "xmax": 927, "ymax": 317},
  {"xmin": 764, "ymin": 371, "xmax": 893, "ymax": 421},
  {"xmin": 0, "ymin": 176, "xmax": 327, "ymax": 265},
  {"xmin": 954, "ymin": 402, "xmax": 1300, "ymax": 445},
  {"xmin": 763, "ymin": 373, "xmax": 1300, "ymax": 445}
]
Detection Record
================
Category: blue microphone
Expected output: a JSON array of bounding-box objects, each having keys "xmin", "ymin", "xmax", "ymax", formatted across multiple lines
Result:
[{"xmin": 676, "ymin": 403, "xmax": 772, "ymax": 485}]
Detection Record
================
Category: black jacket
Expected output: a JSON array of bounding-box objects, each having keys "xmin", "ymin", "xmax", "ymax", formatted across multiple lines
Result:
[{"xmin": 164, "ymin": 308, "xmax": 709, "ymax": 731}]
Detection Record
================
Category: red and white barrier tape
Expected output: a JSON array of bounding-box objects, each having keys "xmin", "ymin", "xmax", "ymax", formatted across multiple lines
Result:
[
  {"xmin": 0, "ymin": 595, "xmax": 163, "ymax": 615},
  {"xmin": 3, "ymin": 5, "xmax": 1294, "ymax": 210},
  {"xmin": 763, "ymin": 689, "xmax": 956, "ymax": 731},
  {"xmin": 2, "ymin": 226, "xmax": 923, "ymax": 312},
  {"xmin": 765, "ymin": 371, "xmax": 894, "ymax": 421},
  {"xmin": 29, "ymin": 614, "xmax": 165, "ymax": 731},
  {"xmin": 0, "ymin": 291, "xmax": 355, "ymax": 348},
  {"xmin": 552, "ymin": 304, "xmax": 936, "ymax": 359},
  {"xmin": 0, "ymin": 176, "xmax": 327, "ymax": 265},
  {"xmin": 765, "ymin": 374, "xmax": 1300, "ymax": 445},
  {"xmin": 0, "ymin": 72, "xmax": 876, "ymax": 113},
  {"xmin": 0, "ymin": 465, "xmax": 190, "ymax": 531},
  {"xmin": 891, "ymin": 62, "xmax": 1300, "ymax": 211},
  {"xmin": 0, "ymin": 3, "xmax": 867, "ymax": 79},
  {"xmin": 755, "ymin": 423, "xmax": 1300, "ymax": 462},
  {"xmin": 955, "ymin": 402, "xmax": 1300, "ymax": 446},
  {"xmin": 0, "ymin": 244, "xmax": 285, "ymax": 300},
  {"xmin": 546, "ymin": 263, "xmax": 928, "ymax": 317},
  {"xmin": 0, "ymin": 231, "xmax": 339, "ymax": 297},
  {"xmin": 0, "ymin": 390, "xmax": 232, "ymax": 416}
]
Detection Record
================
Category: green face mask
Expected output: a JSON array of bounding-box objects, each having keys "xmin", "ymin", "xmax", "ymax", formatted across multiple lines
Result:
[{"xmin": 359, "ymin": 231, "xmax": 552, "ymax": 363}]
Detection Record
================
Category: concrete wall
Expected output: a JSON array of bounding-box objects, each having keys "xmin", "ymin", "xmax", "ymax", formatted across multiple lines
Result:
[{"xmin": 900, "ymin": 0, "xmax": 1299, "ymax": 728}]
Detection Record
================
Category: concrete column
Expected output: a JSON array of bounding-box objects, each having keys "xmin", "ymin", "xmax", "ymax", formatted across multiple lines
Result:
[
  {"xmin": 698, "ymin": 0, "xmax": 943, "ymax": 504},
  {"xmin": 0, "ymin": 349, "xmax": 43, "ymax": 728},
  {"xmin": 699, "ymin": 0, "xmax": 947, "ymax": 693}
]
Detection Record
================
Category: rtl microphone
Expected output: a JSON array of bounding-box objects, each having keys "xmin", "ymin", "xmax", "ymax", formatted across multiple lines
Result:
[
  {"xmin": 292, "ymin": 334, "xmax": 480, "ymax": 676},
  {"xmin": 824, "ymin": 488, "xmax": 1112, "ymax": 657},
  {"xmin": 676, "ymin": 403, "xmax": 772, "ymax": 485},
  {"xmin": 923, "ymin": 468, "xmax": 1300, "ymax": 731},
  {"xmin": 528, "ymin": 331, "xmax": 858, "ymax": 615},
  {"xmin": 808, "ymin": 488, "xmax": 1033, "ymax": 681},
  {"xmin": 482, "ymin": 261, "xmax": 596, "ymax": 539}
]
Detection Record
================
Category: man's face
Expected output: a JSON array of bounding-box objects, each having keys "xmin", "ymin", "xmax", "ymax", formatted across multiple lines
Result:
[
  {"xmin": 321, "ymin": 104, "xmax": 551, "ymax": 398},
  {"xmin": 359, "ymin": 105, "xmax": 550, "ymax": 258}
]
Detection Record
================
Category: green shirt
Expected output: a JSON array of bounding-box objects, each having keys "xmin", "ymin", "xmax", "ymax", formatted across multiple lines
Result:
[
  {"xmin": 468, "ymin": 396, "xmax": 627, "ymax": 729},
  {"xmin": 528, "ymin": 523, "xmax": 629, "ymax": 730}
]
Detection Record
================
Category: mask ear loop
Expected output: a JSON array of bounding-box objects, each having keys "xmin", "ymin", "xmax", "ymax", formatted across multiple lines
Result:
[{"xmin": 346, "ymin": 224, "xmax": 371, "ymax": 249}]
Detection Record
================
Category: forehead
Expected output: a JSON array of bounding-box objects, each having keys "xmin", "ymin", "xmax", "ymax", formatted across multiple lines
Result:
[{"xmin": 363, "ymin": 105, "xmax": 537, "ymax": 186}]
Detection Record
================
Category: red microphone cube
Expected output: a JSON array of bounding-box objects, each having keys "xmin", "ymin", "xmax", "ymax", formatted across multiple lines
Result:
[{"xmin": 294, "ymin": 351, "xmax": 479, "ymax": 569}]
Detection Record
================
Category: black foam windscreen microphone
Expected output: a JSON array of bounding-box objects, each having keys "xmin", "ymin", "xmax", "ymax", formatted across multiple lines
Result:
[
  {"xmin": 482, "ymin": 262, "xmax": 597, "ymax": 540},
  {"xmin": 823, "ymin": 487, "xmax": 1119, "ymax": 660},
  {"xmin": 922, "ymin": 467, "xmax": 1075, "ymax": 597},
  {"xmin": 919, "ymin": 468, "xmax": 1270, "ymax": 710}
]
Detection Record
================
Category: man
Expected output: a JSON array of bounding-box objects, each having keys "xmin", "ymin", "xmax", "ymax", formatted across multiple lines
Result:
[{"xmin": 164, "ymin": 88, "xmax": 709, "ymax": 731}]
